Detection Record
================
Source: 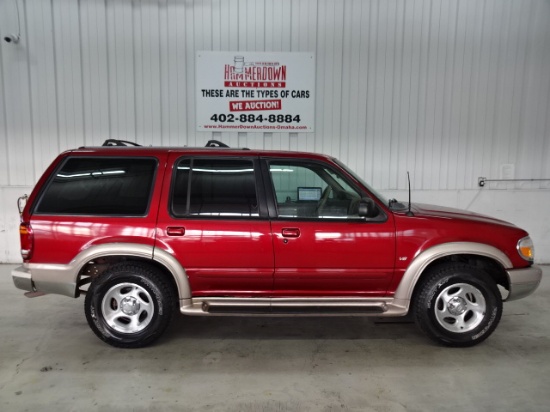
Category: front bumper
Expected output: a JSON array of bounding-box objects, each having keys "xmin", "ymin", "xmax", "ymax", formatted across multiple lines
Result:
[{"xmin": 505, "ymin": 265, "xmax": 542, "ymax": 301}]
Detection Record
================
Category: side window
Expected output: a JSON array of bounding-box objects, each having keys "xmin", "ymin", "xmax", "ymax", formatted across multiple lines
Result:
[
  {"xmin": 269, "ymin": 162, "xmax": 363, "ymax": 219},
  {"xmin": 35, "ymin": 157, "xmax": 157, "ymax": 216},
  {"xmin": 171, "ymin": 158, "xmax": 259, "ymax": 217}
]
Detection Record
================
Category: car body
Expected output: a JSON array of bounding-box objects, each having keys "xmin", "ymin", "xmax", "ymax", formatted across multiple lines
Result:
[{"xmin": 12, "ymin": 140, "xmax": 542, "ymax": 347}]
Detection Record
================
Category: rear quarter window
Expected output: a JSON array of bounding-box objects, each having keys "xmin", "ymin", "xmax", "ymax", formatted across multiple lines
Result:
[{"xmin": 34, "ymin": 157, "xmax": 157, "ymax": 216}]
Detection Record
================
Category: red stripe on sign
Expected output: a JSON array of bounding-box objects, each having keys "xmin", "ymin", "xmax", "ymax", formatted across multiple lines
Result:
[{"xmin": 229, "ymin": 99, "xmax": 282, "ymax": 112}]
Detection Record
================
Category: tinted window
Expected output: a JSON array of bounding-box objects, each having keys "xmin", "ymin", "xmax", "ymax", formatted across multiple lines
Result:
[
  {"xmin": 172, "ymin": 158, "xmax": 259, "ymax": 217},
  {"xmin": 35, "ymin": 157, "xmax": 157, "ymax": 216}
]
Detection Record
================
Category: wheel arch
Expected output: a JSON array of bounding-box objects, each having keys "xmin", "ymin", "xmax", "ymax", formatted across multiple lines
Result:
[
  {"xmin": 75, "ymin": 243, "xmax": 190, "ymax": 300},
  {"xmin": 395, "ymin": 242, "xmax": 511, "ymax": 305}
]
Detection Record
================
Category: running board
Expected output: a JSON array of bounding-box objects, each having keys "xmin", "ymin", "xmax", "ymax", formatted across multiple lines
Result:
[{"xmin": 180, "ymin": 297, "xmax": 409, "ymax": 317}]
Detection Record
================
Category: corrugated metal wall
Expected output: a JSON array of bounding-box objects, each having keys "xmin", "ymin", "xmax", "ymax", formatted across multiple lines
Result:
[
  {"xmin": 2, "ymin": 0, "xmax": 549, "ymax": 189},
  {"xmin": 1, "ymin": 0, "xmax": 550, "ymax": 262}
]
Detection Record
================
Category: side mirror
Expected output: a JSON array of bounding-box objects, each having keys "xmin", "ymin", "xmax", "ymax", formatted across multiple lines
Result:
[{"xmin": 358, "ymin": 198, "xmax": 378, "ymax": 218}]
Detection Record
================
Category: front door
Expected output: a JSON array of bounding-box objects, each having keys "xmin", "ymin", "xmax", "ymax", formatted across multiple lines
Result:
[{"xmin": 265, "ymin": 159, "xmax": 395, "ymax": 297}]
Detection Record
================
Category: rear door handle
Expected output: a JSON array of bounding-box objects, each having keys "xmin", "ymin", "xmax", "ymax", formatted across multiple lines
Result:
[
  {"xmin": 166, "ymin": 226, "xmax": 185, "ymax": 236},
  {"xmin": 282, "ymin": 228, "xmax": 300, "ymax": 238}
]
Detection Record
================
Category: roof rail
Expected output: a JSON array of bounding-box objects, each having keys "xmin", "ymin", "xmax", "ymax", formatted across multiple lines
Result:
[
  {"xmin": 102, "ymin": 139, "xmax": 142, "ymax": 147},
  {"xmin": 205, "ymin": 140, "xmax": 230, "ymax": 148}
]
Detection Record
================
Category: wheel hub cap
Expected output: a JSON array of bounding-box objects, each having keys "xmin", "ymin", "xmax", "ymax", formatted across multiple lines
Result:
[
  {"xmin": 434, "ymin": 282, "xmax": 487, "ymax": 333},
  {"xmin": 447, "ymin": 296, "xmax": 467, "ymax": 316},
  {"xmin": 120, "ymin": 296, "xmax": 140, "ymax": 316}
]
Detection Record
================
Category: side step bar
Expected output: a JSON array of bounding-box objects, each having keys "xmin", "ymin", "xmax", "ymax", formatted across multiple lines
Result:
[{"xmin": 180, "ymin": 297, "xmax": 409, "ymax": 317}]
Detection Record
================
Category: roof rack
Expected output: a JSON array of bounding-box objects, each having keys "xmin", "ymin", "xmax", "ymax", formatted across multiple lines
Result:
[
  {"xmin": 102, "ymin": 139, "xmax": 142, "ymax": 147},
  {"xmin": 94, "ymin": 139, "xmax": 249, "ymax": 150},
  {"xmin": 204, "ymin": 140, "xmax": 250, "ymax": 150},
  {"xmin": 205, "ymin": 140, "xmax": 230, "ymax": 148}
]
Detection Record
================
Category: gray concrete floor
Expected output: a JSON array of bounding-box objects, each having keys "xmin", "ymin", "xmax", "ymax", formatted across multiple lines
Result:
[{"xmin": 0, "ymin": 264, "xmax": 548, "ymax": 412}]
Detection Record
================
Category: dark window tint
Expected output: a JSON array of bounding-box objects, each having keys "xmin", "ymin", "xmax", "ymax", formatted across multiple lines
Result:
[
  {"xmin": 172, "ymin": 158, "xmax": 258, "ymax": 217},
  {"xmin": 35, "ymin": 157, "xmax": 157, "ymax": 216}
]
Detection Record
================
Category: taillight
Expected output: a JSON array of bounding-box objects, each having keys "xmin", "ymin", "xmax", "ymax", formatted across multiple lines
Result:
[{"xmin": 20, "ymin": 222, "xmax": 34, "ymax": 260}]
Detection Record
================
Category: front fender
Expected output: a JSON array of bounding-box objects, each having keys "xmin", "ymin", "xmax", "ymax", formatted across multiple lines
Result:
[{"xmin": 393, "ymin": 242, "xmax": 512, "ymax": 306}]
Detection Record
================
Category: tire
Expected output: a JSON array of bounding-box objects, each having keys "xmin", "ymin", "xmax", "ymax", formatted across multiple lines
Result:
[
  {"xmin": 413, "ymin": 263, "xmax": 502, "ymax": 347},
  {"xmin": 84, "ymin": 262, "xmax": 175, "ymax": 348}
]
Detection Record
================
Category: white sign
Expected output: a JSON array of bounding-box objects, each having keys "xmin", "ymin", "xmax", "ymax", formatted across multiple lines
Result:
[{"xmin": 196, "ymin": 52, "xmax": 315, "ymax": 132}]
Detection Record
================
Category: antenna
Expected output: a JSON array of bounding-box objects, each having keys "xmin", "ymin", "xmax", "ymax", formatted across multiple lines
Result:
[{"xmin": 406, "ymin": 171, "xmax": 414, "ymax": 216}]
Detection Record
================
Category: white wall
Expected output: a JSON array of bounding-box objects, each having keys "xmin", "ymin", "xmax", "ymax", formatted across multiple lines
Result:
[{"xmin": 1, "ymin": 0, "xmax": 549, "ymax": 263}]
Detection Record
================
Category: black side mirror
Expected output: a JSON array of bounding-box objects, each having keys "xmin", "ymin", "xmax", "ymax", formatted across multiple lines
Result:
[{"xmin": 358, "ymin": 198, "xmax": 379, "ymax": 218}]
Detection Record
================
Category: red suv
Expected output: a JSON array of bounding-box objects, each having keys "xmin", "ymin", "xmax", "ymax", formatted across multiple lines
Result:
[{"xmin": 12, "ymin": 140, "xmax": 542, "ymax": 348}]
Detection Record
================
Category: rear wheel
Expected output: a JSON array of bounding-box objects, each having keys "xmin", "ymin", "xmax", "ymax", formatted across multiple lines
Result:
[
  {"xmin": 84, "ymin": 262, "xmax": 175, "ymax": 348},
  {"xmin": 413, "ymin": 263, "xmax": 502, "ymax": 347}
]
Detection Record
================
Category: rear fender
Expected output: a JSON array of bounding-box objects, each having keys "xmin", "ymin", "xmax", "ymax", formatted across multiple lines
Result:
[{"xmin": 27, "ymin": 243, "xmax": 191, "ymax": 299}]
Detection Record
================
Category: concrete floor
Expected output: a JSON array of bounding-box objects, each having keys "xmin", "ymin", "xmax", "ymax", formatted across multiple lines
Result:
[{"xmin": 0, "ymin": 265, "xmax": 548, "ymax": 412}]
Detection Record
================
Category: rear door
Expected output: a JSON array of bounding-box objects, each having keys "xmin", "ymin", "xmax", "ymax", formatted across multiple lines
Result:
[
  {"xmin": 264, "ymin": 159, "xmax": 396, "ymax": 297},
  {"xmin": 156, "ymin": 154, "xmax": 274, "ymax": 297}
]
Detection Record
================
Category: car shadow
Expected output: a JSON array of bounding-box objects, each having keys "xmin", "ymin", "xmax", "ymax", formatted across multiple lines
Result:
[{"xmin": 161, "ymin": 314, "xmax": 418, "ymax": 343}]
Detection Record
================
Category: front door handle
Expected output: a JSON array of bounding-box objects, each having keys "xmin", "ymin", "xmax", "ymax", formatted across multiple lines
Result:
[
  {"xmin": 166, "ymin": 226, "xmax": 185, "ymax": 236},
  {"xmin": 282, "ymin": 228, "xmax": 300, "ymax": 238}
]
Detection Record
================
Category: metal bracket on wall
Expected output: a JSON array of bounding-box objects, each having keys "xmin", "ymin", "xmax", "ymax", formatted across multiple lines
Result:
[{"xmin": 478, "ymin": 177, "xmax": 550, "ymax": 187}]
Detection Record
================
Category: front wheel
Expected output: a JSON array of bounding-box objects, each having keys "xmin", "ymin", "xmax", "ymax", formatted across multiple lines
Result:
[
  {"xmin": 84, "ymin": 262, "xmax": 175, "ymax": 348},
  {"xmin": 413, "ymin": 263, "xmax": 502, "ymax": 347}
]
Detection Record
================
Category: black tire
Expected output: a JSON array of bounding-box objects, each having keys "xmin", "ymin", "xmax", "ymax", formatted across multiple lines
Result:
[
  {"xmin": 413, "ymin": 263, "xmax": 502, "ymax": 347},
  {"xmin": 84, "ymin": 262, "xmax": 175, "ymax": 348}
]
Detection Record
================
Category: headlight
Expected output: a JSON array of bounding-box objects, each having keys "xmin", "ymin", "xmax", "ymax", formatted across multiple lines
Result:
[{"xmin": 517, "ymin": 237, "xmax": 535, "ymax": 262}]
